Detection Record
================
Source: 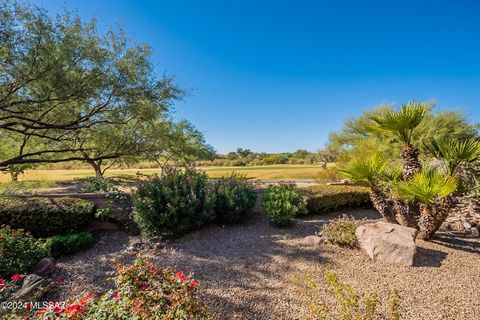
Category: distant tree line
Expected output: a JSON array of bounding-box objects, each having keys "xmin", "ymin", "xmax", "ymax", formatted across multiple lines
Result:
[{"xmin": 195, "ymin": 147, "xmax": 338, "ymax": 167}]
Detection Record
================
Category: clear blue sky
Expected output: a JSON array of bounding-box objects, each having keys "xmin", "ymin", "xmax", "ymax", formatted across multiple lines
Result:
[{"xmin": 30, "ymin": 0, "xmax": 480, "ymax": 153}]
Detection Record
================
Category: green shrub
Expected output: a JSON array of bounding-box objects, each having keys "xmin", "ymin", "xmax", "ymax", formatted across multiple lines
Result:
[
  {"xmin": 0, "ymin": 226, "xmax": 49, "ymax": 278},
  {"xmin": 0, "ymin": 197, "xmax": 95, "ymax": 238},
  {"xmin": 76, "ymin": 177, "xmax": 111, "ymax": 193},
  {"xmin": 318, "ymin": 216, "xmax": 358, "ymax": 247},
  {"xmin": 303, "ymin": 185, "xmax": 371, "ymax": 214},
  {"xmin": 262, "ymin": 183, "xmax": 307, "ymax": 227},
  {"xmin": 95, "ymin": 207, "xmax": 116, "ymax": 221},
  {"xmin": 213, "ymin": 175, "xmax": 257, "ymax": 224},
  {"xmin": 46, "ymin": 232, "xmax": 93, "ymax": 258},
  {"xmin": 133, "ymin": 167, "xmax": 216, "ymax": 238}
]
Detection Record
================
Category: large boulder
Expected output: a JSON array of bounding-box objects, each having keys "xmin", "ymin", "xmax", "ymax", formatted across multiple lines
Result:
[{"xmin": 356, "ymin": 221, "xmax": 418, "ymax": 266}]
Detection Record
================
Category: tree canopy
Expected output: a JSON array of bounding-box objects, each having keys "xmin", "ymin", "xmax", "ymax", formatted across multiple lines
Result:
[{"xmin": 0, "ymin": 1, "xmax": 213, "ymax": 175}]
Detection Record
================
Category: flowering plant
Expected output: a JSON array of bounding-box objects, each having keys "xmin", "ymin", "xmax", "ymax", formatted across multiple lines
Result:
[{"xmin": 28, "ymin": 258, "xmax": 208, "ymax": 320}]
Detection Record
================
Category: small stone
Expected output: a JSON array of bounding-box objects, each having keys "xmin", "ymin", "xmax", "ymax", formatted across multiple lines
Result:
[
  {"xmin": 469, "ymin": 227, "xmax": 479, "ymax": 237},
  {"xmin": 32, "ymin": 258, "xmax": 55, "ymax": 277},
  {"xmin": 450, "ymin": 220, "xmax": 465, "ymax": 231},
  {"xmin": 463, "ymin": 222, "xmax": 472, "ymax": 230},
  {"xmin": 303, "ymin": 235, "xmax": 323, "ymax": 247}
]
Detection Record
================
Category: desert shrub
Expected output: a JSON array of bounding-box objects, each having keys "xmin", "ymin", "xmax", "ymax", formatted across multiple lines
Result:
[
  {"xmin": 46, "ymin": 232, "xmax": 93, "ymax": 258},
  {"xmin": 134, "ymin": 167, "xmax": 216, "ymax": 238},
  {"xmin": 318, "ymin": 216, "xmax": 358, "ymax": 247},
  {"xmin": 263, "ymin": 183, "xmax": 307, "ymax": 227},
  {"xmin": 0, "ymin": 226, "xmax": 49, "ymax": 278},
  {"xmin": 95, "ymin": 207, "xmax": 116, "ymax": 221},
  {"xmin": 32, "ymin": 258, "xmax": 208, "ymax": 319},
  {"xmin": 0, "ymin": 197, "xmax": 95, "ymax": 238},
  {"xmin": 303, "ymin": 185, "xmax": 371, "ymax": 215},
  {"xmin": 294, "ymin": 271, "xmax": 401, "ymax": 320},
  {"xmin": 76, "ymin": 177, "xmax": 111, "ymax": 193},
  {"xmin": 212, "ymin": 175, "xmax": 257, "ymax": 224}
]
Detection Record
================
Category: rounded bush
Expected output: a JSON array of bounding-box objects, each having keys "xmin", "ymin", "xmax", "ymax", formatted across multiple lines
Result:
[
  {"xmin": 318, "ymin": 216, "xmax": 358, "ymax": 247},
  {"xmin": 0, "ymin": 226, "xmax": 49, "ymax": 278},
  {"xmin": 0, "ymin": 197, "xmax": 95, "ymax": 238},
  {"xmin": 262, "ymin": 183, "xmax": 307, "ymax": 227},
  {"xmin": 133, "ymin": 167, "xmax": 216, "ymax": 238},
  {"xmin": 213, "ymin": 175, "xmax": 257, "ymax": 224}
]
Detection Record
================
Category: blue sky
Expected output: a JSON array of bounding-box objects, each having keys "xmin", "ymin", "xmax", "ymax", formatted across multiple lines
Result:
[{"xmin": 31, "ymin": 0, "xmax": 480, "ymax": 153}]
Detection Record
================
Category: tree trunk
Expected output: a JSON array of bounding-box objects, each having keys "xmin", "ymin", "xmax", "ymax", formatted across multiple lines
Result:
[
  {"xmin": 10, "ymin": 170, "xmax": 19, "ymax": 182},
  {"xmin": 87, "ymin": 161, "xmax": 103, "ymax": 179},
  {"xmin": 370, "ymin": 187, "xmax": 399, "ymax": 224},
  {"xmin": 401, "ymin": 143, "xmax": 421, "ymax": 181},
  {"xmin": 417, "ymin": 204, "xmax": 437, "ymax": 240},
  {"xmin": 393, "ymin": 199, "xmax": 420, "ymax": 228}
]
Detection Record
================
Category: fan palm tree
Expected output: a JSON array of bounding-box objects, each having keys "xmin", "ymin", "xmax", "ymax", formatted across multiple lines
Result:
[
  {"xmin": 395, "ymin": 169, "xmax": 458, "ymax": 240},
  {"xmin": 338, "ymin": 153, "xmax": 399, "ymax": 223},
  {"xmin": 423, "ymin": 138, "xmax": 480, "ymax": 176},
  {"xmin": 369, "ymin": 101, "xmax": 427, "ymax": 180}
]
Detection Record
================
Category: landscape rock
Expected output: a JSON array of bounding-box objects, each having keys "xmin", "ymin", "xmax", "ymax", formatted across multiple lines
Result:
[
  {"xmin": 33, "ymin": 257, "xmax": 56, "ymax": 277},
  {"xmin": 303, "ymin": 235, "xmax": 323, "ymax": 247},
  {"xmin": 12, "ymin": 274, "xmax": 49, "ymax": 300},
  {"xmin": 356, "ymin": 221, "xmax": 418, "ymax": 266}
]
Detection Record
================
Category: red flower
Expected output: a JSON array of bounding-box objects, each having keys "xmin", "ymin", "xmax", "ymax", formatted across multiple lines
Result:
[
  {"xmin": 65, "ymin": 304, "xmax": 86, "ymax": 314},
  {"xmin": 113, "ymin": 290, "xmax": 119, "ymax": 300},
  {"xmin": 25, "ymin": 303, "xmax": 31, "ymax": 311},
  {"xmin": 140, "ymin": 283, "xmax": 149, "ymax": 290},
  {"xmin": 0, "ymin": 279, "xmax": 4, "ymax": 290},
  {"xmin": 56, "ymin": 277, "xmax": 63, "ymax": 284},
  {"xmin": 11, "ymin": 274, "xmax": 22, "ymax": 281},
  {"xmin": 176, "ymin": 271, "xmax": 188, "ymax": 282},
  {"xmin": 149, "ymin": 267, "xmax": 158, "ymax": 275},
  {"xmin": 54, "ymin": 307, "xmax": 64, "ymax": 314},
  {"xmin": 189, "ymin": 280, "xmax": 198, "ymax": 287}
]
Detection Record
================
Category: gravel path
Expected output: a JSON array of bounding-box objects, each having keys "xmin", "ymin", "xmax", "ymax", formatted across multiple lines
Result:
[{"xmin": 51, "ymin": 198, "xmax": 480, "ymax": 320}]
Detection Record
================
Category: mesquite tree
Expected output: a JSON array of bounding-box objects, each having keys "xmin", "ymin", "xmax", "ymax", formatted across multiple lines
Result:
[{"xmin": 0, "ymin": 1, "xmax": 212, "ymax": 177}]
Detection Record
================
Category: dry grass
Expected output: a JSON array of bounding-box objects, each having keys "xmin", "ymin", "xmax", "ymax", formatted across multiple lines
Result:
[{"xmin": 0, "ymin": 165, "xmax": 324, "ymax": 185}]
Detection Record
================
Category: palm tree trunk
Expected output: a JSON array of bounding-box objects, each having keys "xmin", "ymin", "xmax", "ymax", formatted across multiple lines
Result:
[
  {"xmin": 370, "ymin": 187, "xmax": 399, "ymax": 224},
  {"xmin": 418, "ymin": 204, "xmax": 437, "ymax": 240},
  {"xmin": 401, "ymin": 143, "xmax": 421, "ymax": 181},
  {"xmin": 393, "ymin": 199, "xmax": 420, "ymax": 228}
]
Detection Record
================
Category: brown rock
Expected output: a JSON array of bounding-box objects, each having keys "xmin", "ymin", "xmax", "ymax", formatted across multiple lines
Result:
[
  {"xmin": 33, "ymin": 257, "xmax": 55, "ymax": 277},
  {"xmin": 356, "ymin": 221, "xmax": 418, "ymax": 267},
  {"xmin": 303, "ymin": 235, "xmax": 323, "ymax": 247},
  {"xmin": 12, "ymin": 274, "xmax": 49, "ymax": 300}
]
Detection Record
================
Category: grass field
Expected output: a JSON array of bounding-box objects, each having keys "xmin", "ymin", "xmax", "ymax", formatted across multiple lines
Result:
[{"xmin": 0, "ymin": 165, "xmax": 323, "ymax": 186}]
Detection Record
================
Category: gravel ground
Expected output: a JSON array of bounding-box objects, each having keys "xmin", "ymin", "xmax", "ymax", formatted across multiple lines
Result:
[{"xmin": 51, "ymin": 197, "xmax": 480, "ymax": 320}]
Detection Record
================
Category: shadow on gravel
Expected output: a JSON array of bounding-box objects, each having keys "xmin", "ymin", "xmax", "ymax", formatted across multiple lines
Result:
[
  {"xmin": 413, "ymin": 247, "xmax": 448, "ymax": 267},
  {"xmin": 430, "ymin": 233, "xmax": 480, "ymax": 255}
]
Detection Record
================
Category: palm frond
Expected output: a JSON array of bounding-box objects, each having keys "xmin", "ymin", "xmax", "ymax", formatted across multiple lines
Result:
[
  {"xmin": 338, "ymin": 152, "xmax": 387, "ymax": 186},
  {"xmin": 423, "ymin": 138, "xmax": 480, "ymax": 175},
  {"xmin": 395, "ymin": 168, "xmax": 457, "ymax": 204},
  {"xmin": 368, "ymin": 101, "xmax": 427, "ymax": 144}
]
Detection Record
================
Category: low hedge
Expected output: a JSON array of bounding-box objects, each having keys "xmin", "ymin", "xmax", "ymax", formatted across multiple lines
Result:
[
  {"xmin": 0, "ymin": 197, "xmax": 95, "ymax": 238},
  {"xmin": 303, "ymin": 185, "xmax": 371, "ymax": 215},
  {"xmin": 46, "ymin": 232, "xmax": 93, "ymax": 258}
]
